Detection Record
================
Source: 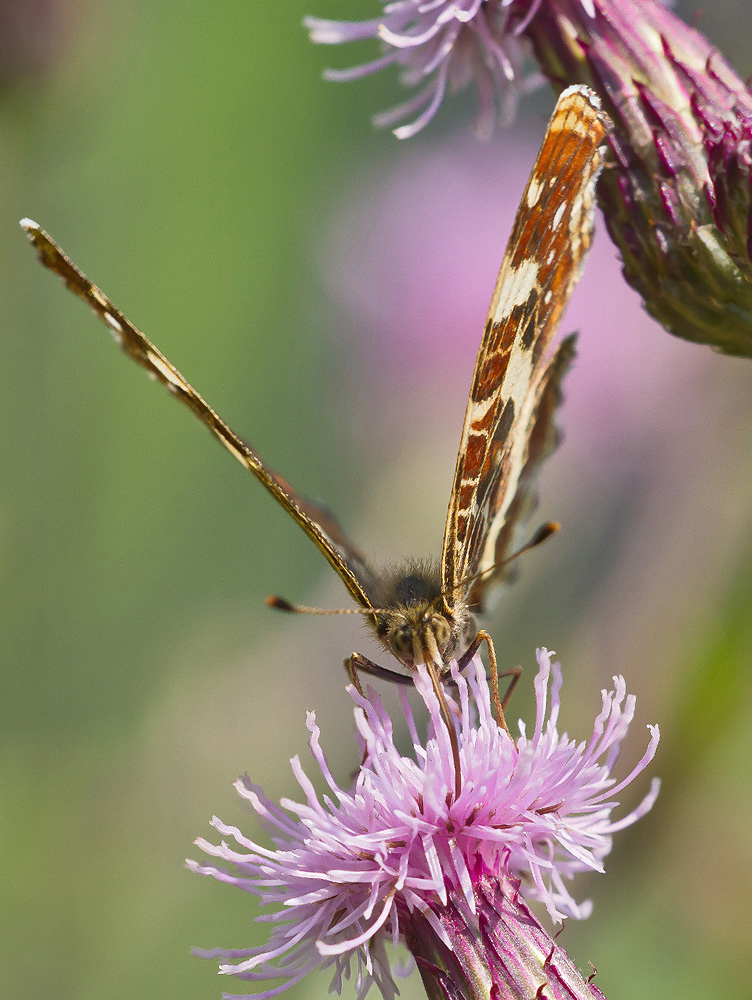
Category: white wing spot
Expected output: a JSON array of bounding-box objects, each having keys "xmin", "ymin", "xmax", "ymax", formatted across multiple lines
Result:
[
  {"xmin": 217, "ymin": 433, "xmax": 245, "ymax": 464},
  {"xmin": 552, "ymin": 202, "xmax": 566, "ymax": 230},
  {"xmin": 147, "ymin": 350, "xmax": 183, "ymax": 391},
  {"xmin": 526, "ymin": 175, "xmax": 544, "ymax": 208},
  {"xmin": 560, "ymin": 83, "xmax": 601, "ymax": 110},
  {"xmin": 491, "ymin": 257, "xmax": 541, "ymax": 323},
  {"xmin": 469, "ymin": 391, "xmax": 500, "ymax": 422},
  {"xmin": 479, "ymin": 351, "xmax": 539, "ymax": 574},
  {"xmin": 504, "ymin": 343, "xmax": 535, "ymax": 412},
  {"xmin": 104, "ymin": 312, "xmax": 123, "ymax": 345},
  {"xmin": 565, "ymin": 117, "xmax": 596, "ymax": 141}
]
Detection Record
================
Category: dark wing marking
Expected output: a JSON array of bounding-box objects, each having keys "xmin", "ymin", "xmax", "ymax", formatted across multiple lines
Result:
[
  {"xmin": 441, "ymin": 86, "xmax": 610, "ymax": 611},
  {"xmin": 466, "ymin": 333, "xmax": 575, "ymax": 612},
  {"xmin": 20, "ymin": 219, "xmax": 375, "ymax": 610}
]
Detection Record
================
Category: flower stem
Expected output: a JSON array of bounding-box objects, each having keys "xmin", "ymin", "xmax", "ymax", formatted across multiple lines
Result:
[{"xmin": 406, "ymin": 861, "xmax": 607, "ymax": 1000}]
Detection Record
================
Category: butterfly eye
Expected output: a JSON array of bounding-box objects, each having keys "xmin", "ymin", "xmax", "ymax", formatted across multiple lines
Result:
[
  {"xmin": 389, "ymin": 624, "xmax": 414, "ymax": 661},
  {"xmin": 427, "ymin": 613, "xmax": 451, "ymax": 651}
]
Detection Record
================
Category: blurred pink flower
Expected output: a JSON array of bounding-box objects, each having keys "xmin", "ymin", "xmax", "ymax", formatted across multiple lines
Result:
[{"xmin": 0, "ymin": 0, "xmax": 72, "ymax": 83}]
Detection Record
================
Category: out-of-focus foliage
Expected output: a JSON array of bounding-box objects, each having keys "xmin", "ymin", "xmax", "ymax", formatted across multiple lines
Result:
[{"xmin": 1, "ymin": 2, "xmax": 750, "ymax": 1000}]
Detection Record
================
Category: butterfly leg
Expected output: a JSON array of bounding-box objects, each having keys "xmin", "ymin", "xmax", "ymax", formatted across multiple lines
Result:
[
  {"xmin": 457, "ymin": 630, "xmax": 519, "ymax": 737},
  {"xmin": 344, "ymin": 652, "xmax": 413, "ymax": 691}
]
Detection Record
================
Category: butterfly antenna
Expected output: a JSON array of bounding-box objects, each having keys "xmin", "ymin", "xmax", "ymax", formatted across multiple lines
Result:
[
  {"xmin": 267, "ymin": 595, "xmax": 387, "ymax": 616},
  {"xmin": 452, "ymin": 520, "xmax": 560, "ymax": 596},
  {"xmin": 512, "ymin": 520, "xmax": 560, "ymax": 559}
]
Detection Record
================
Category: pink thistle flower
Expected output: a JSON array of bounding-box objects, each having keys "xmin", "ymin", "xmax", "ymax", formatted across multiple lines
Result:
[
  {"xmin": 304, "ymin": 1, "xmax": 549, "ymax": 139},
  {"xmin": 189, "ymin": 652, "xmax": 659, "ymax": 999}
]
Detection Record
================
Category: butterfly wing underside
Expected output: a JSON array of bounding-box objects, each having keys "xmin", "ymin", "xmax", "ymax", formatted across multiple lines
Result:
[
  {"xmin": 21, "ymin": 219, "xmax": 377, "ymax": 610},
  {"xmin": 441, "ymin": 86, "xmax": 610, "ymax": 614}
]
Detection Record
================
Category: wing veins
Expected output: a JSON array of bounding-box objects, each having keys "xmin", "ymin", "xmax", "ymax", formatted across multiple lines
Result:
[{"xmin": 440, "ymin": 87, "xmax": 610, "ymax": 610}]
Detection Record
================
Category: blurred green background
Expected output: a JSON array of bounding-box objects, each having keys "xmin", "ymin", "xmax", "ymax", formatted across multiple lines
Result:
[{"xmin": 1, "ymin": 2, "xmax": 751, "ymax": 998}]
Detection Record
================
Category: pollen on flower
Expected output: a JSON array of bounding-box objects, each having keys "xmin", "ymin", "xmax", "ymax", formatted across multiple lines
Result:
[{"xmin": 188, "ymin": 650, "xmax": 659, "ymax": 999}]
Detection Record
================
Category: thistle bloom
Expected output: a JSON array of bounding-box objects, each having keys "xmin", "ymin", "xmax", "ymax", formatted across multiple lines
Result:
[
  {"xmin": 307, "ymin": 0, "xmax": 752, "ymax": 356},
  {"xmin": 304, "ymin": 1, "xmax": 545, "ymax": 140},
  {"xmin": 189, "ymin": 652, "xmax": 659, "ymax": 1000}
]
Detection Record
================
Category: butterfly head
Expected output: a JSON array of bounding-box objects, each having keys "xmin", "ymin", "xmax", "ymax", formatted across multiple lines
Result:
[
  {"xmin": 368, "ymin": 561, "xmax": 477, "ymax": 676},
  {"xmin": 383, "ymin": 603, "xmax": 451, "ymax": 663}
]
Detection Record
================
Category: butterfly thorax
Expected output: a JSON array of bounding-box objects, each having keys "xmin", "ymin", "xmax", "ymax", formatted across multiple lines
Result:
[{"xmin": 367, "ymin": 559, "xmax": 477, "ymax": 677}]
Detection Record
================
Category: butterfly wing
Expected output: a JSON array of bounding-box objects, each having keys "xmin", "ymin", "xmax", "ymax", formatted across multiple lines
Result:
[
  {"xmin": 21, "ymin": 219, "xmax": 376, "ymax": 610},
  {"xmin": 464, "ymin": 332, "xmax": 575, "ymax": 612},
  {"xmin": 441, "ymin": 86, "xmax": 610, "ymax": 612}
]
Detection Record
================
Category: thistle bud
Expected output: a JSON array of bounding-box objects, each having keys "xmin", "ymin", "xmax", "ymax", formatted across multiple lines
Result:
[{"xmin": 522, "ymin": 0, "xmax": 752, "ymax": 355}]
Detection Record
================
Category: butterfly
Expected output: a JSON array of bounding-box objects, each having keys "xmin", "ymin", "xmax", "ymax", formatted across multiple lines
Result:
[{"xmin": 22, "ymin": 84, "xmax": 609, "ymax": 795}]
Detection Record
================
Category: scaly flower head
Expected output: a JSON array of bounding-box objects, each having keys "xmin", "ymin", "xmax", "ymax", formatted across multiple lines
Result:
[{"xmin": 189, "ymin": 651, "xmax": 659, "ymax": 999}]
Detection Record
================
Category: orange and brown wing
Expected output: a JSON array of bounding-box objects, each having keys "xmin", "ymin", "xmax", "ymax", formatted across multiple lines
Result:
[
  {"xmin": 21, "ymin": 219, "xmax": 375, "ymax": 610},
  {"xmin": 441, "ymin": 86, "xmax": 610, "ymax": 610}
]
